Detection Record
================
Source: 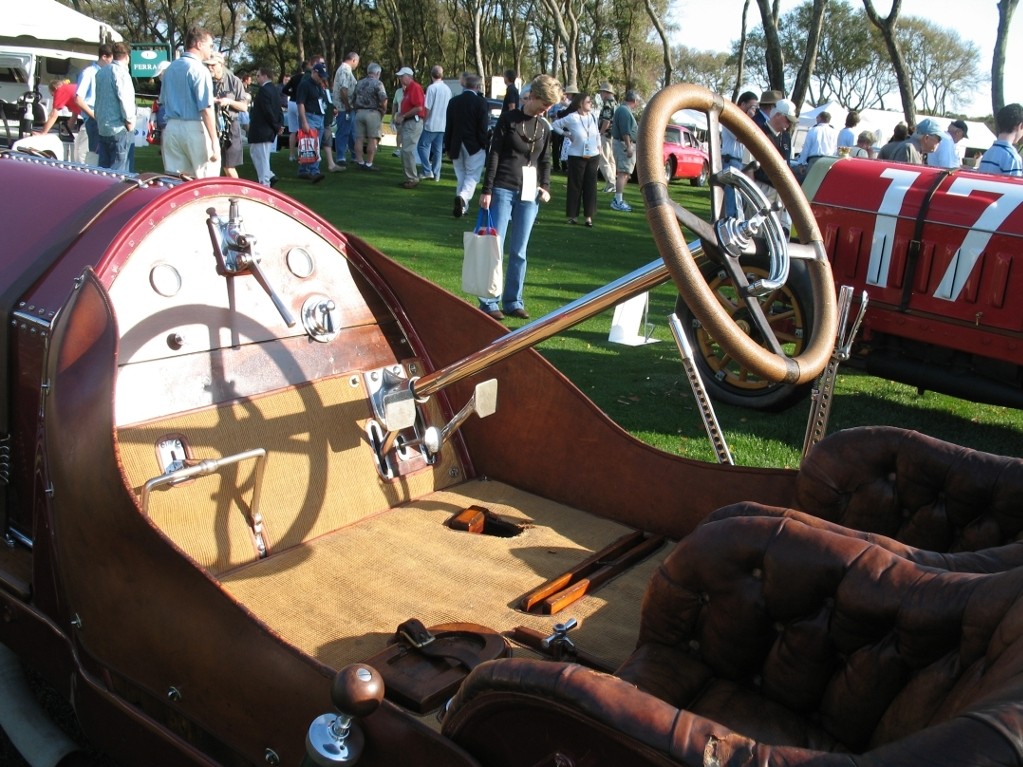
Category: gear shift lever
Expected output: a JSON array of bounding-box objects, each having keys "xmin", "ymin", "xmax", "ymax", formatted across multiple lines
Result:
[{"xmin": 306, "ymin": 664, "xmax": 384, "ymax": 765}]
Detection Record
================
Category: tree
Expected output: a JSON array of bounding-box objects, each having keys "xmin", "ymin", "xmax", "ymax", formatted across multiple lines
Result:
[
  {"xmin": 673, "ymin": 47, "xmax": 736, "ymax": 94},
  {"xmin": 535, "ymin": 0, "xmax": 583, "ymax": 89},
  {"xmin": 992, "ymin": 0, "xmax": 1019, "ymax": 112},
  {"xmin": 754, "ymin": 0, "xmax": 786, "ymax": 92},
  {"xmin": 778, "ymin": 1, "xmax": 893, "ymax": 110},
  {"xmin": 897, "ymin": 17, "xmax": 984, "ymax": 115},
  {"xmin": 787, "ymin": 0, "xmax": 827, "ymax": 109},
  {"xmin": 731, "ymin": 0, "xmax": 752, "ymax": 100},
  {"xmin": 862, "ymin": 0, "xmax": 916, "ymax": 127},
  {"xmin": 644, "ymin": 0, "xmax": 673, "ymax": 88}
]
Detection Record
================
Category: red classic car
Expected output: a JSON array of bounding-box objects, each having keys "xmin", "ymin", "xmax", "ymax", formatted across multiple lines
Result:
[
  {"xmin": 662, "ymin": 123, "xmax": 709, "ymax": 185},
  {"xmin": 1, "ymin": 85, "xmax": 1022, "ymax": 767}
]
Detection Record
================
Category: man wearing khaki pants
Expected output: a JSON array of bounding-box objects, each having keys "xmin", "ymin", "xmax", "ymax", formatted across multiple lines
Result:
[{"xmin": 596, "ymin": 82, "xmax": 617, "ymax": 193}]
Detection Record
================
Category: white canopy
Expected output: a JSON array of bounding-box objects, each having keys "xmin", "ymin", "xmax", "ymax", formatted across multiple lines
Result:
[
  {"xmin": 671, "ymin": 109, "xmax": 708, "ymax": 131},
  {"xmin": 0, "ymin": 0, "xmax": 121, "ymax": 59}
]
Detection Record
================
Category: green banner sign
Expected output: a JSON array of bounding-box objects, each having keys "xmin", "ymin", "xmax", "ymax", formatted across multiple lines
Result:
[{"xmin": 131, "ymin": 44, "xmax": 170, "ymax": 78}]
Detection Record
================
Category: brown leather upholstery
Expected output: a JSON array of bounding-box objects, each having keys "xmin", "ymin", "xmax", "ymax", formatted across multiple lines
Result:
[
  {"xmin": 795, "ymin": 425, "xmax": 1023, "ymax": 551},
  {"xmin": 707, "ymin": 503, "xmax": 1023, "ymax": 572},
  {"xmin": 446, "ymin": 516, "xmax": 1023, "ymax": 766},
  {"xmin": 706, "ymin": 425, "xmax": 1023, "ymax": 573}
]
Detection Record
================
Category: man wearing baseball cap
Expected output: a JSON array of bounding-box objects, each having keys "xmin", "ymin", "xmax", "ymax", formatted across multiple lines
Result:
[
  {"xmin": 928, "ymin": 118, "xmax": 968, "ymax": 169},
  {"xmin": 753, "ymin": 97, "xmax": 796, "ymax": 231},
  {"xmin": 891, "ymin": 118, "xmax": 943, "ymax": 165},
  {"xmin": 393, "ymin": 66, "xmax": 426, "ymax": 188},
  {"xmin": 295, "ymin": 59, "xmax": 330, "ymax": 182}
]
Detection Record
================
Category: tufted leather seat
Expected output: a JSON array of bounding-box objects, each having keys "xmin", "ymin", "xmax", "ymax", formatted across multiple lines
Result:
[
  {"xmin": 793, "ymin": 425, "xmax": 1023, "ymax": 551},
  {"xmin": 445, "ymin": 515, "xmax": 1023, "ymax": 766},
  {"xmin": 706, "ymin": 426, "xmax": 1023, "ymax": 573}
]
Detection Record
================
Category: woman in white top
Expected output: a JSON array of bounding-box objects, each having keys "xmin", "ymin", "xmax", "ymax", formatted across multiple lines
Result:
[
  {"xmin": 552, "ymin": 92, "xmax": 601, "ymax": 226},
  {"xmin": 848, "ymin": 130, "xmax": 876, "ymax": 159}
]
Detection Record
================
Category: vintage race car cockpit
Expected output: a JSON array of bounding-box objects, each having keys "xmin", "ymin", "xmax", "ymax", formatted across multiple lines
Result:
[{"xmin": 1, "ymin": 85, "xmax": 1023, "ymax": 767}]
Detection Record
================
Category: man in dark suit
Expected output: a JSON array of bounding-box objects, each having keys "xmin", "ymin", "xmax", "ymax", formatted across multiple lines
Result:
[
  {"xmin": 445, "ymin": 73, "xmax": 490, "ymax": 218},
  {"xmin": 248, "ymin": 67, "xmax": 284, "ymax": 187}
]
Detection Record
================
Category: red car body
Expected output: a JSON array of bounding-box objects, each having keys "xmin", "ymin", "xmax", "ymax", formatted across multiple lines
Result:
[
  {"xmin": 662, "ymin": 124, "xmax": 709, "ymax": 185},
  {"xmin": 806, "ymin": 156, "xmax": 1023, "ymax": 406}
]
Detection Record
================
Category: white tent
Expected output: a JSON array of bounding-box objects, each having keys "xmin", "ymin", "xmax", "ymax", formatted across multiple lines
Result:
[
  {"xmin": 671, "ymin": 109, "xmax": 708, "ymax": 131},
  {"xmin": 0, "ymin": 0, "xmax": 122, "ymax": 59}
]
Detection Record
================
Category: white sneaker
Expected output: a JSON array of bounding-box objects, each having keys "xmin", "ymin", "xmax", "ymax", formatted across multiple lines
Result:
[
  {"xmin": 602, "ymin": 183, "xmax": 616, "ymax": 193},
  {"xmin": 610, "ymin": 199, "xmax": 633, "ymax": 212},
  {"xmin": 392, "ymin": 149, "xmax": 401, "ymax": 157}
]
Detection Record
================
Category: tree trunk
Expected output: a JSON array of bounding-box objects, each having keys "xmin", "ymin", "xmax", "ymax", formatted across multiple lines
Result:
[
  {"xmin": 755, "ymin": 0, "xmax": 786, "ymax": 92},
  {"xmin": 644, "ymin": 0, "xmax": 673, "ymax": 86},
  {"xmin": 733, "ymin": 0, "xmax": 751, "ymax": 100},
  {"xmin": 992, "ymin": 0, "xmax": 1019, "ymax": 113},
  {"xmin": 790, "ymin": 0, "xmax": 828, "ymax": 110},
  {"xmin": 862, "ymin": 0, "xmax": 915, "ymax": 128},
  {"xmin": 296, "ymin": 0, "xmax": 307, "ymax": 65},
  {"xmin": 536, "ymin": 0, "xmax": 579, "ymax": 88}
]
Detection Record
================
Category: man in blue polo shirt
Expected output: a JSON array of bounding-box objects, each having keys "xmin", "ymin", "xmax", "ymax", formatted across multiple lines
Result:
[
  {"xmin": 978, "ymin": 104, "xmax": 1023, "ymax": 177},
  {"xmin": 160, "ymin": 27, "xmax": 220, "ymax": 177}
]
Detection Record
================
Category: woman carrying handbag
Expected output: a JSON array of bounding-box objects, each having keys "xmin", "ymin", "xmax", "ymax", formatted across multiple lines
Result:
[{"xmin": 476, "ymin": 74, "xmax": 563, "ymax": 321}]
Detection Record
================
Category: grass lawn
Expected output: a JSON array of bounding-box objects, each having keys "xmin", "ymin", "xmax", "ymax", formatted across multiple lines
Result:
[{"xmin": 131, "ymin": 144, "xmax": 1023, "ymax": 467}]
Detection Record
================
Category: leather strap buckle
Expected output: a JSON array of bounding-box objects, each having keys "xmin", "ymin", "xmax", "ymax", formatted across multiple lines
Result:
[{"xmin": 397, "ymin": 618, "xmax": 435, "ymax": 648}]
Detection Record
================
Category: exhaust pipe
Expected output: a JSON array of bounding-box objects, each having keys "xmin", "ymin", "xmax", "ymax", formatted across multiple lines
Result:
[{"xmin": 0, "ymin": 643, "xmax": 80, "ymax": 767}]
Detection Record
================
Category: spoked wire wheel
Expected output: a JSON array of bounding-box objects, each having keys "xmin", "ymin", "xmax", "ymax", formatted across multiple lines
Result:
[{"xmin": 675, "ymin": 259, "xmax": 815, "ymax": 411}]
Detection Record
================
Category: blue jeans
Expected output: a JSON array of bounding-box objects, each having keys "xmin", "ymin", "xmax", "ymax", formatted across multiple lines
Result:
[
  {"xmin": 479, "ymin": 186, "xmax": 539, "ymax": 312},
  {"xmin": 298, "ymin": 113, "xmax": 324, "ymax": 176},
  {"xmin": 83, "ymin": 116, "xmax": 99, "ymax": 152},
  {"xmin": 334, "ymin": 111, "xmax": 354, "ymax": 163},
  {"xmin": 98, "ymin": 130, "xmax": 132, "ymax": 172},
  {"xmin": 724, "ymin": 158, "xmax": 742, "ymax": 217},
  {"xmin": 417, "ymin": 129, "xmax": 445, "ymax": 179}
]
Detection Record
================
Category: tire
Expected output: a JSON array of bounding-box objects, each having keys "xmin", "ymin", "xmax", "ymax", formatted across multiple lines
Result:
[
  {"xmin": 664, "ymin": 156, "xmax": 676, "ymax": 182},
  {"xmin": 690, "ymin": 162, "xmax": 709, "ymax": 187},
  {"xmin": 674, "ymin": 256, "xmax": 816, "ymax": 412}
]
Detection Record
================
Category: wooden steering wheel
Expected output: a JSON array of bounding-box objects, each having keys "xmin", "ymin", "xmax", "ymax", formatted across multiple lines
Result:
[{"xmin": 637, "ymin": 84, "xmax": 837, "ymax": 386}]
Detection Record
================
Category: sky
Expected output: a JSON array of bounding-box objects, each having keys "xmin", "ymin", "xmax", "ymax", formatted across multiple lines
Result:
[{"xmin": 670, "ymin": 0, "xmax": 1020, "ymax": 117}]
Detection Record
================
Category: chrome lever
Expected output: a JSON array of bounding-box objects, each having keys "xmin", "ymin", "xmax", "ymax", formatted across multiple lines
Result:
[
  {"xmin": 400, "ymin": 379, "xmax": 498, "ymax": 457},
  {"xmin": 205, "ymin": 199, "xmax": 296, "ymax": 327}
]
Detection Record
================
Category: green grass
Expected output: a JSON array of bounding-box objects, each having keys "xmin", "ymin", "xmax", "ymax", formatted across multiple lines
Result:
[{"xmin": 131, "ymin": 144, "xmax": 1023, "ymax": 466}]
